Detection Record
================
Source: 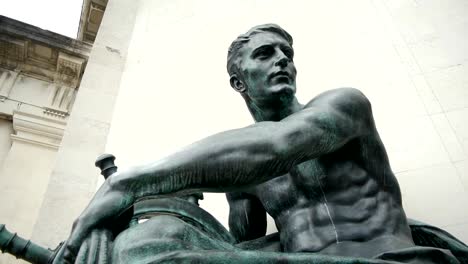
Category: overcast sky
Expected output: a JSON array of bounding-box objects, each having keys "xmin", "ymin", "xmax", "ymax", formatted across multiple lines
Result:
[{"xmin": 0, "ymin": 0, "xmax": 83, "ymax": 38}]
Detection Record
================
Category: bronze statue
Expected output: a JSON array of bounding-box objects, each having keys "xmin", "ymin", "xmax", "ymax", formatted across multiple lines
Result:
[{"xmin": 2, "ymin": 24, "xmax": 467, "ymax": 264}]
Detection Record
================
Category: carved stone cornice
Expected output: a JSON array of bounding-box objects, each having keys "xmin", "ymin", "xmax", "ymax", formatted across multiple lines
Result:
[
  {"xmin": 0, "ymin": 15, "xmax": 91, "ymax": 86},
  {"xmin": 0, "ymin": 36, "xmax": 27, "ymax": 70},
  {"xmin": 78, "ymin": 0, "xmax": 108, "ymax": 43},
  {"xmin": 11, "ymin": 110, "xmax": 66, "ymax": 149}
]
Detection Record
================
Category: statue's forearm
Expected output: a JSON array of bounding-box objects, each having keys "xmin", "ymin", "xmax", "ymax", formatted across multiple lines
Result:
[{"xmin": 111, "ymin": 122, "xmax": 289, "ymax": 200}]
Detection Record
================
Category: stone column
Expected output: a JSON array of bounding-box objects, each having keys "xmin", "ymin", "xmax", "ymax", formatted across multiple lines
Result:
[
  {"xmin": 31, "ymin": 0, "xmax": 140, "ymax": 247},
  {"xmin": 0, "ymin": 110, "xmax": 65, "ymax": 264},
  {"xmin": 0, "ymin": 110, "xmax": 65, "ymax": 238}
]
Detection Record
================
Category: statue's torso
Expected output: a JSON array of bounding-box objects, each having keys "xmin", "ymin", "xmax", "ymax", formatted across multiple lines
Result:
[{"xmin": 247, "ymin": 135, "xmax": 414, "ymax": 256}]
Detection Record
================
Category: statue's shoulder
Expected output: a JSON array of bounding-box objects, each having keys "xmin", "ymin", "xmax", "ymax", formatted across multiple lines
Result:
[{"xmin": 304, "ymin": 87, "xmax": 370, "ymax": 110}]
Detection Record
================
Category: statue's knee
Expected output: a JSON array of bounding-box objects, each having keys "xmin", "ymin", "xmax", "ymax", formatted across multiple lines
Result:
[
  {"xmin": 112, "ymin": 216, "xmax": 195, "ymax": 263},
  {"xmin": 114, "ymin": 215, "xmax": 189, "ymax": 245},
  {"xmin": 143, "ymin": 215, "xmax": 188, "ymax": 239}
]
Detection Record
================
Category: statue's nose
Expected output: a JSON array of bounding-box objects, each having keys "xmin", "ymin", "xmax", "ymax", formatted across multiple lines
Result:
[{"xmin": 275, "ymin": 56, "xmax": 290, "ymax": 68}]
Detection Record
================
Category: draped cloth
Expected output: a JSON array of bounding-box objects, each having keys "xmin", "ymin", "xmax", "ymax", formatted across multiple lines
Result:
[
  {"xmin": 106, "ymin": 198, "xmax": 467, "ymax": 264},
  {"xmin": 112, "ymin": 218, "xmax": 464, "ymax": 264},
  {"xmin": 52, "ymin": 198, "xmax": 466, "ymax": 263}
]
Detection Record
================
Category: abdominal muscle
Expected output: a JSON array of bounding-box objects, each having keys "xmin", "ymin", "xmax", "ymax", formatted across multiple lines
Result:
[{"xmin": 273, "ymin": 186, "xmax": 414, "ymax": 258}]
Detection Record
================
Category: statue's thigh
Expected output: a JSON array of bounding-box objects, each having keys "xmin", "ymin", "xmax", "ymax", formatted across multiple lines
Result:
[{"xmin": 112, "ymin": 215, "xmax": 235, "ymax": 263}]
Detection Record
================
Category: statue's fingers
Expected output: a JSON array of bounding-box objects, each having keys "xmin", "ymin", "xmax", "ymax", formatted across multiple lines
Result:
[
  {"xmin": 64, "ymin": 222, "xmax": 90, "ymax": 263},
  {"xmin": 85, "ymin": 230, "xmax": 100, "ymax": 264},
  {"xmin": 98, "ymin": 229, "xmax": 112, "ymax": 264},
  {"xmin": 80, "ymin": 229, "xmax": 113, "ymax": 264},
  {"xmin": 75, "ymin": 239, "xmax": 90, "ymax": 264},
  {"xmin": 62, "ymin": 242, "xmax": 78, "ymax": 264}
]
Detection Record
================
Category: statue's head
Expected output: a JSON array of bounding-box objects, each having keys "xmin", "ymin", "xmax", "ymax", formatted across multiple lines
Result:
[{"xmin": 227, "ymin": 24, "xmax": 297, "ymax": 105}]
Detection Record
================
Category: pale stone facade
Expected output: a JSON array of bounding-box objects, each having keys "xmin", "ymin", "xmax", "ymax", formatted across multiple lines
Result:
[
  {"xmin": 1, "ymin": 3, "xmax": 119, "ymax": 262},
  {"xmin": 0, "ymin": 15, "xmax": 91, "ymax": 263}
]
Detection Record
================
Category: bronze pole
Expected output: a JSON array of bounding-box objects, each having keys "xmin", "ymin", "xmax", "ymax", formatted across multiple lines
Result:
[{"xmin": 0, "ymin": 224, "xmax": 56, "ymax": 264}]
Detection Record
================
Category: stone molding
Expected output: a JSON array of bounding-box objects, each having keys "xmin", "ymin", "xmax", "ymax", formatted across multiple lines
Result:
[
  {"xmin": 0, "ymin": 16, "xmax": 91, "ymax": 55},
  {"xmin": 12, "ymin": 110, "xmax": 66, "ymax": 149},
  {"xmin": 78, "ymin": 0, "xmax": 108, "ymax": 43}
]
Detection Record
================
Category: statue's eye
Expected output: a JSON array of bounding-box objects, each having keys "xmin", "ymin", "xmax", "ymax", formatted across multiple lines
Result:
[
  {"xmin": 254, "ymin": 46, "xmax": 274, "ymax": 59},
  {"xmin": 283, "ymin": 48, "xmax": 294, "ymax": 60}
]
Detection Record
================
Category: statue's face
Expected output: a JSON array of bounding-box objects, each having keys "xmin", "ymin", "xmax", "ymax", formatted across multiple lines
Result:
[{"xmin": 238, "ymin": 32, "xmax": 297, "ymax": 104}]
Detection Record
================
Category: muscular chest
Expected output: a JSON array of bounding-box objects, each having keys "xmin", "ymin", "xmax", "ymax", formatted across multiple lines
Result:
[
  {"xmin": 249, "ymin": 155, "xmax": 372, "ymax": 215},
  {"xmin": 249, "ymin": 159, "xmax": 327, "ymax": 216}
]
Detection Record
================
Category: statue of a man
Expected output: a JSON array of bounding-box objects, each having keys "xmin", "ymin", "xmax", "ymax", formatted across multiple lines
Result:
[{"xmin": 56, "ymin": 24, "xmax": 461, "ymax": 263}]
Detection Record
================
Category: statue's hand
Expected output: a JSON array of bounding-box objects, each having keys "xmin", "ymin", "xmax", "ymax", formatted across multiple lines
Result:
[
  {"xmin": 54, "ymin": 177, "xmax": 134, "ymax": 264},
  {"xmin": 53, "ymin": 229, "xmax": 113, "ymax": 264}
]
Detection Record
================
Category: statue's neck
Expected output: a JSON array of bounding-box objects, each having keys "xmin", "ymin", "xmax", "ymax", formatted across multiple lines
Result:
[{"xmin": 245, "ymin": 97, "xmax": 302, "ymax": 122}]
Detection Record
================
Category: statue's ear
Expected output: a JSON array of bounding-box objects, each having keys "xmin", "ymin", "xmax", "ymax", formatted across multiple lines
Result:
[{"xmin": 230, "ymin": 75, "xmax": 246, "ymax": 93}]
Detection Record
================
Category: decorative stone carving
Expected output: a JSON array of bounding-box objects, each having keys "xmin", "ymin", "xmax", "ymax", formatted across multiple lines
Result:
[
  {"xmin": 42, "ymin": 52, "xmax": 85, "ymax": 117},
  {"xmin": 0, "ymin": 38, "xmax": 27, "ymax": 70},
  {"xmin": 55, "ymin": 52, "xmax": 85, "ymax": 89},
  {"xmin": 0, "ymin": 69, "xmax": 19, "ymax": 100}
]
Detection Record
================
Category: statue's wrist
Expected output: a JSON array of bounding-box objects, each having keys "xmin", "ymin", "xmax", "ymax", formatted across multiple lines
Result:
[
  {"xmin": 108, "ymin": 161, "xmax": 169, "ymax": 199},
  {"xmin": 108, "ymin": 169, "xmax": 135, "ymax": 193}
]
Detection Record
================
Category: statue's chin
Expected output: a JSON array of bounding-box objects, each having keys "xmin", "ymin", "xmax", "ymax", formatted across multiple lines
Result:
[
  {"xmin": 247, "ymin": 85, "xmax": 296, "ymax": 107},
  {"xmin": 270, "ymin": 85, "xmax": 295, "ymax": 102}
]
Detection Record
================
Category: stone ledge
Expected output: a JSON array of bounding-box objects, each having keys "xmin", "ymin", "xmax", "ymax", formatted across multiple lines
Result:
[
  {"xmin": 12, "ymin": 110, "xmax": 66, "ymax": 149},
  {"xmin": 78, "ymin": 0, "xmax": 108, "ymax": 43},
  {"xmin": 0, "ymin": 15, "xmax": 92, "ymax": 55}
]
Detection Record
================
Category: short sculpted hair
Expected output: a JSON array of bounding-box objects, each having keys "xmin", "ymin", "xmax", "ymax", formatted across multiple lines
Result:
[{"xmin": 227, "ymin": 24, "xmax": 293, "ymax": 77}]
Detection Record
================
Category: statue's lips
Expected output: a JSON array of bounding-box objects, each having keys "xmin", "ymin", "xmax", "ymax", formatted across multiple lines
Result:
[{"xmin": 269, "ymin": 71, "xmax": 291, "ymax": 83}]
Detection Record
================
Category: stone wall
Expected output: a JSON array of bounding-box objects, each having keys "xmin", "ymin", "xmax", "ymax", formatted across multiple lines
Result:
[{"xmin": 0, "ymin": 119, "xmax": 13, "ymax": 168}]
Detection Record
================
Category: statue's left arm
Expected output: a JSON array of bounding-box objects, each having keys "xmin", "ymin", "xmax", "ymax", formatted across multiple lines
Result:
[{"xmin": 60, "ymin": 88, "xmax": 374, "ymax": 263}]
